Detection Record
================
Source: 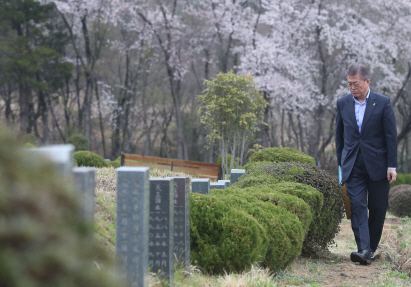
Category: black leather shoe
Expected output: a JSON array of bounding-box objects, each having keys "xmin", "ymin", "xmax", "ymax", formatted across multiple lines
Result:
[
  {"xmin": 370, "ymin": 251, "xmax": 375, "ymax": 262},
  {"xmin": 350, "ymin": 250, "xmax": 372, "ymax": 265}
]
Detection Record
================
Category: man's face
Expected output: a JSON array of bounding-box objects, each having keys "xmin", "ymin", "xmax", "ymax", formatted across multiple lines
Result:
[{"xmin": 347, "ymin": 74, "xmax": 370, "ymax": 98}]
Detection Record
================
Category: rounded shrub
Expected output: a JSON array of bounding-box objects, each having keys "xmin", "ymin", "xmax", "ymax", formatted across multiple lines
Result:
[
  {"xmin": 74, "ymin": 151, "xmax": 108, "ymax": 168},
  {"xmin": 209, "ymin": 189, "xmax": 305, "ymax": 271},
  {"xmin": 19, "ymin": 133, "xmax": 39, "ymax": 146},
  {"xmin": 0, "ymin": 130, "xmax": 125, "ymax": 287},
  {"xmin": 389, "ymin": 184, "xmax": 411, "ymax": 201},
  {"xmin": 248, "ymin": 147, "xmax": 315, "ymax": 165},
  {"xmin": 213, "ymin": 186, "xmax": 313, "ymax": 235},
  {"xmin": 235, "ymin": 162, "xmax": 345, "ymax": 256},
  {"xmin": 389, "ymin": 185, "xmax": 411, "ymax": 217},
  {"xmin": 68, "ymin": 134, "xmax": 89, "ymax": 151},
  {"xmin": 190, "ymin": 194, "xmax": 268, "ymax": 274},
  {"xmin": 107, "ymin": 157, "xmax": 121, "ymax": 168}
]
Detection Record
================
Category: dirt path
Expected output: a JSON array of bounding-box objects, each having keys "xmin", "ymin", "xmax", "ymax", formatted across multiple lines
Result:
[{"xmin": 280, "ymin": 216, "xmax": 410, "ymax": 287}]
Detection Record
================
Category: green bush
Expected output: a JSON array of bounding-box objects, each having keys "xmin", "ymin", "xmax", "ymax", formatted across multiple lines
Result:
[
  {"xmin": 190, "ymin": 194, "xmax": 268, "ymax": 274},
  {"xmin": 0, "ymin": 129, "xmax": 125, "ymax": 287},
  {"xmin": 210, "ymin": 190, "xmax": 305, "ymax": 271},
  {"xmin": 241, "ymin": 161, "xmax": 272, "ymax": 171},
  {"xmin": 235, "ymin": 162, "xmax": 345, "ymax": 256},
  {"xmin": 20, "ymin": 133, "xmax": 39, "ymax": 146},
  {"xmin": 248, "ymin": 147, "xmax": 315, "ymax": 165},
  {"xmin": 107, "ymin": 157, "xmax": 121, "ymax": 168},
  {"xmin": 74, "ymin": 151, "xmax": 108, "ymax": 168},
  {"xmin": 68, "ymin": 134, "xmax": 89, "ymax": 151},
  {"xmin": 213, "ymin": 186, "xmax": 313, "ymax": 236},
  {"xmin": 389, "ymin": 186, "xmax": 411, "ymax": 217}
]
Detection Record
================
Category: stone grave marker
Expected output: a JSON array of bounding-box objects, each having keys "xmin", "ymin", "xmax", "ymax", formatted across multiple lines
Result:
[
  {"xmin": 210, "ymin": 182, "xmax": 226, "ymax": 190},
  {"xmin": 27, "ymin": 144, "xmax": 74, "ymax": 176},
  {"xmin": 191, "ymin": 178, "xmax": 210, "ymax": 195},
  {"xmin": 149, "ymin": 178, "xmax": 174, "ymax": 286},
  {"xmin": 218, "ymin": 180, "xmax": 231, "ymax": 188},
  {"xmin": 230, "ymin": 169, "xmax": 246, "ymax": 185},
  {"xmin": 116, "ymin": 167, "xmax": 150, "ymax": 287},
  {"xmin": 72, "ymin": 167, "xmax": 95, "ymax": 221},
  {"xmin": 170, "ymin": 177, "xmax": 190, "ymax": 269}
]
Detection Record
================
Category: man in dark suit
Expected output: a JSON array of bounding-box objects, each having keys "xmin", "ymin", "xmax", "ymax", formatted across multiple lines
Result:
[{"xmin": 335, "ymin": 63, "xmax": 397, "ymax": 265}]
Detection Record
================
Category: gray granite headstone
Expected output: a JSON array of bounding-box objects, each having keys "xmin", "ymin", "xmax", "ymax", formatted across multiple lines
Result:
[
  {"xmin": 149, "ymin": 178, "xmax": 174, "ymax": 286},
  {"xmin": 27, "ymin": 145, "xmax": 74, "ymax": 176},
  {"xmin": 230, "ymin": 169, "xmax": 246, "ymax": 185},
  {"xmin": 116, "ymin": 167, "xmax": 150, "ymax": 287},
  {"xmin": 210, "ymin": 182, "xmax": 226, "ymax": 190},
  {"xmin": 191, "ymin": 178, "xmax": 210, "ymax": 195},
  {"xmin": 72, "ymin": 167, "xmax": 95, "ymax": 221},
  {"xmin": 218, "ymin": 180, "xmax": 231, "ymax": 188},
  {"xmin": 170, "ymin": 177, "xmax": 190, "ymax": 269}
]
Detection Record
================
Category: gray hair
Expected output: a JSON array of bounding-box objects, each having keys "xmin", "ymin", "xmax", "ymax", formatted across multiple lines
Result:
[{"xmin": 345, "ymin": 62, "xmax": 370, "ymax": 80}]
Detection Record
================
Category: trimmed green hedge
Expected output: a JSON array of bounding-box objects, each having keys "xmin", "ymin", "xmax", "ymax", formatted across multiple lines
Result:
[
  {"xmin": 0, "ymin": 129, "xmax": 125, "ymax": 287},
  {"xmin": 248, "ymin": 147, "xmax": 315, "ymax": 165},
  {"xmin": 190, "ymin": 194, "xmax": 268, "ymax": 274},
  {"xmin": 235, "ymin": 162, "xmax": 344, "ymax": 256},
  {"xmin": 74, "ymin": 151, "xmax": 107, "ymax": 168},
  {"xmin": 107, "ymin": 156, "xmax": 121, "ymax": 168},
  {"xmin": 209, "ymin": 189, "xmax": 305, "ymax": 271},
  {"xmin": 68, "ymin": 134, "xmax": 89, "ymax": 151}
]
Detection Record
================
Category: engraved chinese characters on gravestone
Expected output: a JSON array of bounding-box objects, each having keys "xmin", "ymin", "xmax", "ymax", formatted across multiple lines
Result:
[
  {"xmin": 149, "ymin": 178, "xmax": 174, "ymax": 286},
  {"xmin": 171, "ymin": 177, "xmax": 190, "ymax": 269},
  {"xmin": 116, "ymin": 167, "xmax": 150, "ymax": 287},
  {"xmin": 191, "ymin": 178, "xmax": 210, "ymax": 195}
]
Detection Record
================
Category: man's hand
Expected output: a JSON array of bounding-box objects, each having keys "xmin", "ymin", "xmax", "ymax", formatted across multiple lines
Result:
[{"xmin": 387, "ymin": 169, "xmax": 397, "ymax": 184}]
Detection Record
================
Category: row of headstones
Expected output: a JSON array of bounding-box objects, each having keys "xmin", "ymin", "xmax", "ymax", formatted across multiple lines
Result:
[
  {"xmin": 116, "ymin": 168, "xmax": 246, "ymax": 287},
  {"xmin": 27, "ymin": 145, "xmax": 246, "ymax": 287}
]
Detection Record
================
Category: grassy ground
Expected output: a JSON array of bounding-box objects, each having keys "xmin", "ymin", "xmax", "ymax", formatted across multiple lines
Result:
[{"xmin": 94, "ymin": 167, "xmax": 411, "ymax": 287}]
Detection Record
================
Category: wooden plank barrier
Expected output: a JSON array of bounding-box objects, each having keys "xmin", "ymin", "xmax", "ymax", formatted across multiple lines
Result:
[{"xmin": 121, "ymin": 153, "xmax": 222, "ymax": 182}]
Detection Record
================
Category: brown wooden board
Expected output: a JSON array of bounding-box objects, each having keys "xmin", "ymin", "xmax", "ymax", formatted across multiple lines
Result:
[
  {"xmin": 123, "ymin": 153, "xmax": 220, "ymax": 170},
  {"xmin": 341, "ymin": 185, "xmax": 351, "ymax": 219},
  {"xmin": 123, "ymin": 161, "xmax": 219, "ymax": 181}
]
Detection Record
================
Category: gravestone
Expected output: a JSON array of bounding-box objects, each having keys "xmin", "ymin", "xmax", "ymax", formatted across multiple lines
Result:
[
  {"xmin": 191, "ymin": 178, "xmax": 210, "ymax": 195},
  {"xmin": 230, "ymin": 169, "xmax": 246, "ymax": 185},
  {"xmin": 27, "ymin": 145, "xmax": 74, "ymax": 176},
  {"xmin": 170, "ymin": 177, "xmax": 190, "ymax": 269},
  {"xmin": 218, "ymin": 180, "xmax": 231, "ymax": 188},
  {"xmin": 210, "ymin": 182, "xmax": 226, "ymax": 190},
  {"xmin": 116, "ymin": 167, "xmax": 150, "ymax": 287},
  {"xmin": 72, "ymin": 167, "xmax": 95, "ymax": 221},
  {"xmin": 149, "ymin": 178, "xmax": 174, "ymax": 286}
]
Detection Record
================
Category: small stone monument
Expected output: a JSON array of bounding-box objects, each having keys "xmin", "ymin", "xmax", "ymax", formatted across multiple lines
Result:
[
  {"xmin": 149, "ymin": 178, "xmax": 174, "ymax": 286},
  {"xmin": 26, "ymin": 145, "xmax": 74, "ymax": 176},
  {"xmin": 218, "ymin": 180, "xmax": 231, "ymax": 188},
  {"xmin": 72, "ymin": 167, "xmax": 95, "ymax": 221},
  {"xmin": 116, "ymin": 167, "xmax": 150, "ymax": 287},
  {"xmin": 191, "ymin": 178, "xmax": 210, "ymax": 195},
  {"xmin": 170, "ymin": 177, "xmax": 190, "ymax": 269},
  {"xmin": 210, "ymin": 182, "xmax": 226, "ymax": 190},
  {"xmin": 230, "ymin": 169, "xmax": 246, "ymax": 185}
]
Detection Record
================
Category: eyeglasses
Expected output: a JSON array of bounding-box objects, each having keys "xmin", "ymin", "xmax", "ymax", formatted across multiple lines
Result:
[{"xmin": 347, "ymin": 81, "xmax": 365, "ymax": 88}]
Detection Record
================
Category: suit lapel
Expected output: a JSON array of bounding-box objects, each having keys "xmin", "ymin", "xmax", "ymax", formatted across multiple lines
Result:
[
  {"xmin": 346, "ymin": 95, "xmax": 359, "ymax": 134},
  {"xmin": 360, "ymin": 90, "xmax": 377, "ymax": 134}
]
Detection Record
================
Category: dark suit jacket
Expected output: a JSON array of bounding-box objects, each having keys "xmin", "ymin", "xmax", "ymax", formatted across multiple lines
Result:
[{"xmin": 335, "ymin": 90, "xmax": 397, "ymax": 181}]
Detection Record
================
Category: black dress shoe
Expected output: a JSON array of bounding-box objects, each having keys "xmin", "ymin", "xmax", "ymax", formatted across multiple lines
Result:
[
  {"xmin": 350, "ymin": 250, "xmax": 372, "ymax": 265},
  {"xmin": 370, "ymin": 251, "xmax": 375, "ymax": 262}
]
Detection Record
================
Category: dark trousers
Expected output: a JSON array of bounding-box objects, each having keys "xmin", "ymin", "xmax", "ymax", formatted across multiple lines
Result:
[{"xmin": 345, "ymin": 150, "xmax": 389, "ymax": 252}]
